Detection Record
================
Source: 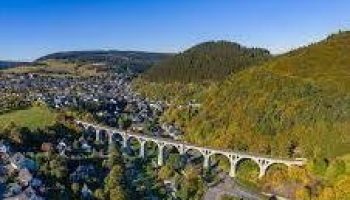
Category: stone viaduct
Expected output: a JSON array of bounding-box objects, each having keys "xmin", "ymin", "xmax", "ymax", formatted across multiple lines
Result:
[{"xmin": 76, "ymin": 120, "xmax": 306, "ymax": 178}]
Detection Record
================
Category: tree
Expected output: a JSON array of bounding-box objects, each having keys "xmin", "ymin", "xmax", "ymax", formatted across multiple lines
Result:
[
  {"xmin": 104, "ymin": 165, "xmax": 127, "ymax": 200},
  {"xmin": 4, "ymin": 122, "xmax": 24, "ymax": 144},
  {"xmin": 118, "ymin": 115, "xmax": 132, "ymax": 130},
  {"xmin": 94, "ymin": 188, "xmax": 105, "ymax": 200},
  {"xmin": 105, "ymin": 144, "xmax": 123, "ymax": 169},
  {"xmin": 49, "ymin": 157, "xmax": 68, "ymax": 180},
  {"xmin": 71, "ymin": 183, "xmax": 80, "ymax": 195},
  {"xmin": 105, "ymin": 165, "xmax": 124, "ymax": 190},
  {"xmin": 109, "ymin": 186, "xmax": 127, "ymax": 200},
  {"xmin": 176, "ymin": 166, "xmax": 206, "ymax": 200},
  {"xmin": 167, "ymin": 153, "xmax": 183, "ymax": 170},
  {"xmin": 295, "ymin": 186, "xmax": 311, "ymax": 200},
  {"xmin": 334, "ymin": 176, "xmax": 350, "ymax": 199},
  {"xmin": 318, "ymin": 187, "xmax": 336, "ymax": 200},
  {"xmin": 158, "ymin": 165, "xmax": 174, "ymax": 180}
]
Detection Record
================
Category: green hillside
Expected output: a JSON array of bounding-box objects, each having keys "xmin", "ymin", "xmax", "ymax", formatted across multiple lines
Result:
[
  {"xmin": 155, "ymin": 31, "xmax": 350, "ymax": 199},
  {"xmin": 37, "ymin": 50, "xmax": 172, "ymax": 73},
  {"xmin": 267, "ymin": 31, "xmax": 350, "ymax": 93},
  {"xmin": 181, "ymin": 31, "xmax": 350, "ymax": 160},
  {"xmin": 143, "ymin": 41, "xmax": 270, "ymax": 83},
  {"xmin": 133, "ymin": 79, "xmax": 207, "ymax": 104}
]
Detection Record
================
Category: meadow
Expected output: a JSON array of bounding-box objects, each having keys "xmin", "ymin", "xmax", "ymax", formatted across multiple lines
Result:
[{"xmin": 0, "ymin": 105, "xmax": 57, "ymax": 130}]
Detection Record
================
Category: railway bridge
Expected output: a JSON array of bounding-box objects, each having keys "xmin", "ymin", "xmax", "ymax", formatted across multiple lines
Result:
[{"xmin": 76, "ymin": 120, "xmax": 306, "ymax": 178}]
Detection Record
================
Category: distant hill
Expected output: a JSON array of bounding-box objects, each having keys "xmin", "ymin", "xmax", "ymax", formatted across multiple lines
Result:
[
  {"xmin": 181, "ymin": 31, "xmax": 350, "ymax": 160},
  {"xmin": 143, "ymin": 41, "xmax": 271, "ymax": 83},
  {"xmin": 0, "ymin": 61, "xmax": 29, "ymax": 69},
  {"xmin": 37, "ymin": 50, "xmax": 172, "ymax": 73}
]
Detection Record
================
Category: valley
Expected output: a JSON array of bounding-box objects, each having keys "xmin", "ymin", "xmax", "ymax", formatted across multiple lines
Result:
[{"xmin": 0, "ymin": 31, "xmax": 350, "ymax": 200}]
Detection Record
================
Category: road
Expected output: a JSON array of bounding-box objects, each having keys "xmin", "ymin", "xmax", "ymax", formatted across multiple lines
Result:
[{"xmin": 203, "ymin": 174, "xmax": 263, "ymax": 200}]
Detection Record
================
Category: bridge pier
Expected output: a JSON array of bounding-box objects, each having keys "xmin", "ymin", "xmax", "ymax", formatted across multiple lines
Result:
[
  {"xmin": 203, "ymin": 154, "xmax": 210, "ymax": 169},
  {"xmin": 202, "ymin": 149, "xmax": 212, "ymax": 169},
  {"xmin": 96, "ymin": 130, "xmax": 100, "ymax": 142},
  {"xmin": 229, "ymin": 165, "xmax": 236, "ymax": 177},
  {"xmin": 158, "ymin": 143, "xmax": 165, "ymax": 166},
  {"xmin": 122, "ymin": 135, "xmax": 128, "ymax": 149},
  {"xmin": 229, "ymin": 158, "xmax": 238, "ymax": 177},
  {"xmin": 257, "ymin": 159, "xmax": 271, "ymax": 179},
  {"xmin": 139, "ymin": 140, "xmax": 146, "ymax": 158},
  {"xmin": 178, "ymin": 145, "xmax": 185, "ymax": 155},
  {"xmin": 259, "ymin": 166, "xmax": 267, "ymax": 178},
  {"xmin": 108, "ymin": 133, "xmax": 113, "ymax": 145}
]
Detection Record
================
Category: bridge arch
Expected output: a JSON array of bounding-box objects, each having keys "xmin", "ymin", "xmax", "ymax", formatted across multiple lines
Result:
[
  {"xmin": 182, "ymin": 147, "xmax": 204, "ymax": 168},
  {"xmin": 143, "ymin": 139, "xmax": 160, "ymax": 162},
  {"xmin": 125, "ymin": 135, "xmax": 142, "ymax": 155},
  {"xmin": 234, "ymin": 157, "xmax": 261, "ymax": 180},
  {"xmin": 184, "ymin": 146, "xmax": 205, "ymax": 156},
  {"xmin": 85, "ymin": 125, "xmax": 98, "ymax": 140},
  {"xmin": 209, "ymin": 152, "xmax": 231, "ymax": 174},
  {"xmin": 263, "ymin": 162, "xmax": 289, "ymax": 178},
  {"xmin": 86, "ymin": 125, "xmax": 95, "ymax": 131},
  {"xmin": 162, "ymin": 143, "xmax": 182, "ymax": 154},
  {"xmin": 126, "ymin": 135, "xmax": 142, "ymax": 145},
  {"xmin": 109, "ymin": 132, "xmax": 124, "ymax": 147},
  {"xmin": 97, "ymin": 129, "xmax": 108, "ymax": 142},
  {"xmin": 160, "ymin": 143, "xmax": 184, "ymax": 169}
]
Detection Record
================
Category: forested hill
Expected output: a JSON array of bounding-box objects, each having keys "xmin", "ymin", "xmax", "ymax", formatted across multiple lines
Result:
[
  {"xmin": 37, "ymin": 50, "xmax": 172, "ymax": 73},
  {"xmin": 178, "ymin": 31, "xmax": 350, "ymax": 160},
  {"xmin": 143, "ymin": 41, "xmax": 271, "ymax": 83}
]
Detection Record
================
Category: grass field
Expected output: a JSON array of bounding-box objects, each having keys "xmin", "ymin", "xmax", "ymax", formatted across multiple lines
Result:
[
  {"xmin": 3, "ymin": 59, "xmax": 101, "ymax": 77},
  {"xmin": 0, "ymin": 106, "xmax": 57, "ymax": 130}
]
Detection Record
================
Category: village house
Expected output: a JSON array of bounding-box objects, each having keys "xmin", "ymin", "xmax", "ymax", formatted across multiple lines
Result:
[
  {"xmin": 0, "ymin": 164, "xmax": 7, "ymax": 176},
  {"xmin": 5, "ymin": 185, "xmax": 44, "ymax": 200},
  {"xmin": 161, "ymin": 123, "xmax": 183, "ymax": 140},
  {"xmin": 0, "ymin": 140, "xmax": 9, "ymax": 154},
  {"xmin": 9, "ymin": 153, "xmax": 37, "ymax": 172},
  {"xmin": 57, "ymin": 140, "xmax": 68, "ymax": 156},
  {"xmin": 0, "ymin": 140, "xmax": 10, "ymax": 160},
  {"xmin": 3, "ymin": 183, "xmax": 22, "ymax": 198},
  {"xmin": 41, "ymin": 142, "xmax": 54, "ymax": 152},
  {"xmin": 18, "ymin": 168, "xmax": 33, "ymax": 186}
]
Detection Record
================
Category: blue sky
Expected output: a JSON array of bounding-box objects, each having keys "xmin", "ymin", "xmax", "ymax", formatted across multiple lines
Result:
[{"xmin": 1, "ymin": 0, "xmax": 349, "ymax": 61}]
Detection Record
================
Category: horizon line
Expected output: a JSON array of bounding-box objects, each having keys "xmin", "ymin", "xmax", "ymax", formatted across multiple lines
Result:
[{"xmin": 2, "ymin": 29, "xmax": 347, "ymax": 62}]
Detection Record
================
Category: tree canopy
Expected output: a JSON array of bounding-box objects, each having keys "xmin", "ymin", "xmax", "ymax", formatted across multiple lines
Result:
[
  {"xmin": 175, "ymin": 32, "xmax": 350, "ymax": 160},
  {"xmin": 143, "ymin": 40, "xmax": 270, "ymax": 83}
]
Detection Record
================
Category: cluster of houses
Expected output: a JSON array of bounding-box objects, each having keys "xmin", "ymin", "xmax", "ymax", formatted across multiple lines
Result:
[
  {"xmin": 0, "ymin": 73, "xmax": 184, "ymax": 140},
  {"xmin": 0, "ymin": 72, "xmax": 189, "ymax": 199},
  {"xmin": 161, "ymin": 123, "xmax": 183, "ymax": 140},
  {"xmin": 0, "ymin": 138, "xmax": 104, "ymax": 199},
  {"xmin": 0, "ymin": 141, "xmax": 44, "ymax": 199}
]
